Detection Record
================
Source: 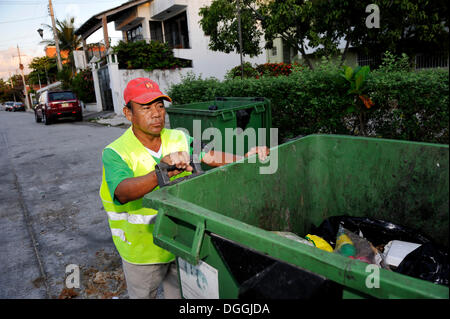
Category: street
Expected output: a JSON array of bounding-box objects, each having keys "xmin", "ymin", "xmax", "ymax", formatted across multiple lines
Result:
[{"xmin": 0, "ymin": 109, "xmax": 129, "ymax": 299}]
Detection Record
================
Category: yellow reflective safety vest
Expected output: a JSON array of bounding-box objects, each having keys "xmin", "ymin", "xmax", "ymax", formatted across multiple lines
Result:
[{"xmin": 99, "ymin": 127, "xmax": 191, "ymax": 264}]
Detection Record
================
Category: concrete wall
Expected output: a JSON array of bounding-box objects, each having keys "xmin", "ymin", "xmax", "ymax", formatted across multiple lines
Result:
[
  {"xmin": 103, "ymin": 53, "xmax": 193, "ymax": 116},
  {"xmin": 84, "ymin": 102, "xmax": 101, "ymax": 113}
]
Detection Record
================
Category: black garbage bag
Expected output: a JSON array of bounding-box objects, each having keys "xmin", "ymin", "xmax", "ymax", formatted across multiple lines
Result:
[
  {"xmin": 309, "ymin": 216, "xmax": 432, "ymax": 249},
  {"xmin": 395, "ymin": 243, "xmax": 449, "ymax": 286},
  {"xmin": 310, "ymin": 216, "xmax": 448, "ymax": 286}
]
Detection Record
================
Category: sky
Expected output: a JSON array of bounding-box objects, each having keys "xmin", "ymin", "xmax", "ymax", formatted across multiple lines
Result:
[{"xmin": 0, "ymin": 0, "xmax": 127, "ymax": 81}]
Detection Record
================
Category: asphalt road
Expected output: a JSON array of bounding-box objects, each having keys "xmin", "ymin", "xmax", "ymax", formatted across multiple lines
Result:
[{"xmin": 0, "ymin": 109, "xmax": 129, "ymax": 299}]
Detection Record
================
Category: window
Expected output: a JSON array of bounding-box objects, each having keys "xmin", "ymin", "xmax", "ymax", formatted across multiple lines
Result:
[
  {"xmin": 271, "ymin": 46, "xmax": 277, "ymax": 56},
  {"xmin": 126, "ymin": 24, "xmax": 143, "ymax": 43},
  {"xmin": 49, "ymin": 92, "xmax": 76, "ymax": 101},
  {"xmin": 164, "ymin": 11, "xmax": 189, "ymax": 49},
  {"xmin": 150, "ymin": 21, "xmax": 164, "ymax": 43}
]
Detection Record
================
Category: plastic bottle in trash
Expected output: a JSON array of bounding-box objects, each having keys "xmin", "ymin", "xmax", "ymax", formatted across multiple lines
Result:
[{"xmin": 335, "ymin": 224, "xmax": 356, "ymax": 257}]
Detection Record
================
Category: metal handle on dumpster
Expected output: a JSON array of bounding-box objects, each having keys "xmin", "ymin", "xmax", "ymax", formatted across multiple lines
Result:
[
  {"xmin": 154, "ymin": 157, "xmax": 203, "ymax": 188},
  {"xmin": 221, "ymin": 110, "xmax": 235, "ymax": 121},
  {"xmin": 153, "ymin": 209, "xmax": 205, "ymax": 265}
]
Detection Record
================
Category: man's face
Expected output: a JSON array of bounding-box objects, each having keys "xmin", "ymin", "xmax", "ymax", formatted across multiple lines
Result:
[{"xmin": 124, "ymin": 99, "xmax": 166, "ymax": 136}]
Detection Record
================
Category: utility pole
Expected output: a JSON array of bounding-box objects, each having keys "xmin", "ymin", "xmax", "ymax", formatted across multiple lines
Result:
[
  {"xmin": 9, "ymin": 71, "xmax": 16, "ymax": 102},
  {"xmin": 17, "ymin": 45, "xmax": 31, "ymax": 110},
  {"xmin": 48, "ymin": 0, "xmax": 63, "ymax": 71},
  {"xmin": 237, "ymin": 0, "xmax": 244, "ymax": 79}
]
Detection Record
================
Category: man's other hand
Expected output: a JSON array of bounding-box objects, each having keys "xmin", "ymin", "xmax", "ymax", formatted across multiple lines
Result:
[
  {"xmin": 244, "ymin": 146, "xmax": 270, "ymax": 161},
  {"xmin": 161, "ymin": 151, "xmax": 193, "ymax": 177}
]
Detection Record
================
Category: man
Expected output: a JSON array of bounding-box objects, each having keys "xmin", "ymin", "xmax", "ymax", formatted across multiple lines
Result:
[{"xmin": 99, "ymin": 77, "xmax": 269, "ymax": 299}]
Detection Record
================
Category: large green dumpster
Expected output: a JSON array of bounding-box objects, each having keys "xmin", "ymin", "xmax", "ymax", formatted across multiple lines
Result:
[
  {"xmin": 166, "ymin": 97, "xmax": 272, "ymax": 158},
  {"xmin": 143, "ymin": 135, "xmax": 449, "ymax": 299}
]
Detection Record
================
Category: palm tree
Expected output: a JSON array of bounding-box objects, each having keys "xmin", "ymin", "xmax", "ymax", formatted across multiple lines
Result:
[{"xmin": 41, "ymin": 17, "xmax": 82, "ymax": 75}]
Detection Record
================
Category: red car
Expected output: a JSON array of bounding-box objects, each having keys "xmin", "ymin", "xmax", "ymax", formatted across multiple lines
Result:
[{"xmin": 35, "ymin": 90, "xmax": 82, "ymax": 125}]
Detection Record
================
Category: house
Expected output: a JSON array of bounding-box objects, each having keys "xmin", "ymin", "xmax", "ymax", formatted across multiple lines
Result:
[
  {"xmin": 267, "ymin": 38, "xmax": 449, "ymax": 70},
  {"xmin": 74, "ymin": 0, "xmax": 266, "ymax": 115},
  {"xmin": 45, "ymin": 45, "xmax": 70, "ymax": 64}
]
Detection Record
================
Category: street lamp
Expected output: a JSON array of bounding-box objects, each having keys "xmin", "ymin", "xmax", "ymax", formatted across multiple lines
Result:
[{"xmin": 37, "ymin": 28, "xmax": 44, "ymax": 39}]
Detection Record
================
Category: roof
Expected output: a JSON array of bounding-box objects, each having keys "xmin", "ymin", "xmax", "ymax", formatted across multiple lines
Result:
[{"xmin": 75, "ymin": 0, "xmax": 150, "ymax": 38}]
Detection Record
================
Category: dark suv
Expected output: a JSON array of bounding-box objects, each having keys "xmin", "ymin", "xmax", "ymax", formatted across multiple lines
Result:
[
  {"xmin": 12, "ymin": 102, "xmax": 25, "ymax": 111},
  {"xmin": 35, "ymin": 90, "xmax": 82, "ymax": 125}
]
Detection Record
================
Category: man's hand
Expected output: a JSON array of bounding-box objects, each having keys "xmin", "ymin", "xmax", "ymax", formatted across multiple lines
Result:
[
  {"xmin": 244, "ymin": 146, "xmax": 270, "ymax": 161},
  {"xmin": 161, "ymin": 151, "xmax": 193, "ymax": 177}
]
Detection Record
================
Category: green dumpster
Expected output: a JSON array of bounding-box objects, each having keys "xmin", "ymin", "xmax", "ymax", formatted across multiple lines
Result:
[
  {"xmin": 143, "ymin": 135, "xmax": 449, "ymax": 299},
  {"xmin": 166, "ymin": 97, "xmax": 272, "ymax": 158}
]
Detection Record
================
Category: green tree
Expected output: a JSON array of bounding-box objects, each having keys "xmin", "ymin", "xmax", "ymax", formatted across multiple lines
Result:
[
  {"xmin": 199, "ymin": 0, "xmax": 264, "ymax": 57},
  {"xmin": 199, "ymin": 0, "xmax": 449, "ymax": 69},
  {"xmin": 41, "ymin": 16, "xmax": 82, "ymax": 74},
  {"xmin": 28, "ymin": 56, "xmax": 57, "ymax": 85}
]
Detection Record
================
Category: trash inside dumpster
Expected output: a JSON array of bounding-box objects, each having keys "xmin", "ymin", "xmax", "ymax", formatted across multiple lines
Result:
[{"xmin": 144, "ymin": 134, "xmax": 449, "ymax": 299}]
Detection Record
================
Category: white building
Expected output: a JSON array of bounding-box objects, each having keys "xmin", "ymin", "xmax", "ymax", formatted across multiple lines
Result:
[{"xmin": 75, "ymin": 0, "xmax": 266, "ymax": 115}]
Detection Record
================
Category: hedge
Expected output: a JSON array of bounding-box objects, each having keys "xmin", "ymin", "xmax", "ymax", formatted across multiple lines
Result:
[{"xmin": 168, "ymin": 69, "xmax": 449, "ymax": 144}]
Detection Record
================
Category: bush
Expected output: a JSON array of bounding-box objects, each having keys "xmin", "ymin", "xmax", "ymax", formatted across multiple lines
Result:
[
  {"xmin": 255, "ymin": 62, "xmax": 299, "ymax": 77},
  {"xmin": 225, "ymin": 62, "xmax": 259, "ymax": 80},
  {"xmin": 168, "ymin": 68, "xmax": 449, "ymax": 144},
  {"xmin": 226, "ymin": 62, "xmax": 304, "ymax": 80},
  {"xmin": 71, "ymin": 69, "xmax": 96, "ymax": 103},
  {"xmin": 113, "ymin": 40, "xmax": 191, "ymax": 71}
]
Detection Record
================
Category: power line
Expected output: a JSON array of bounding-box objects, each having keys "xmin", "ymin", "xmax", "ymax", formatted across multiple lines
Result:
[
  {"xmin": 0, "ymin": 15, "xmax": 48, "ymax": 24},
  {"xmin": 0, "ymin": 0, "xmax": 122, "ymax": 5}
]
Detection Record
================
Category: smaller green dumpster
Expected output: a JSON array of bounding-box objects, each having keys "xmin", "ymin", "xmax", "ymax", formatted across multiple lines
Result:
[
  {"xmin": 144, "ymin": 135, "xmax": 449, "ymax": 299},
  {"xmin": 166, "ymin": 97, "xmax": 272, "ymax": 157}
]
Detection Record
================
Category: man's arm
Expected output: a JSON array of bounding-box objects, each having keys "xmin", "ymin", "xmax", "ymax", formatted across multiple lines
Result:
[
  {"xmin": 114, "ymin": 151, "xmax": 191, "ymax": 204},
  {"xmin": 202, "ymin": 147, "xmax": 269, "ymax": 167}
]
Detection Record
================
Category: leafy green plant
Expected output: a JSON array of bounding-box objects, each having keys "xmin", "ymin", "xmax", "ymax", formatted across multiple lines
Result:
[
  {"xmin": 113, "ymin": 40, "xmax": 192, "ymax": 71},
  {"xmin": 56, "ymin": 65, "xmax": 73, "ymax": 90},
  {"xmin": 341, "ymin": 65, "xmax": 374, "ymax": 136},
  {"xmin": 225, "ymin": 62, "xmax": 260, "ymax": 80},
  {"xmin": 71, "ymin": 69, "xmax": 95, "ymax": 103},
  {"xmin": 168, "ymin": 68, "xmax": 448, "ymax": 144},
  {"xmin": 377, "ymin": 51, "xmax": 412, "ymax": 73}
]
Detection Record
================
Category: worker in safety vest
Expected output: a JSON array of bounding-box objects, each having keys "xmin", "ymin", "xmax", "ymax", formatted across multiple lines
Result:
[{"xmin": 99, "ymin": 78, "xmax": 269, "ymax": 299}]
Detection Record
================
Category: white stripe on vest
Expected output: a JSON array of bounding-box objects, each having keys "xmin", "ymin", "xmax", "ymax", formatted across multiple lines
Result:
[
  {"xmin": 110, "ymin": 228, "xmax": 132, "ymax": 245},
  {"xmin": 107, "ymin": 211, "xmax": 158, "ymax": 225}
]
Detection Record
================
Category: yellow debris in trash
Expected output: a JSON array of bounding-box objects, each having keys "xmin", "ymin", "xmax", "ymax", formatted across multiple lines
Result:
[{"xmin": 305, "ymin": 234, "xmax": 333, "ymax": 252}]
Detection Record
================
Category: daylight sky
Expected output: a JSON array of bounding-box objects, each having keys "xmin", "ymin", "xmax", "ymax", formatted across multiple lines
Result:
[{"xmin": 0, "ymin": 0, "xmax": 127, "ymax": 80}]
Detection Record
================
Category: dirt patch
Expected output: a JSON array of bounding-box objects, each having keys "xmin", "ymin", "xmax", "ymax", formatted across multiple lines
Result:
[
  {"xmin": 58, "ymin": 288, "xmax": 79, "ymax": 299},
  {"xmin": 80, "ymin": 249, "xmax": 127, "ymax": 299},
  {"xmin": 32, "ymin": 276, "xmax": 45, "ymax": 288}
]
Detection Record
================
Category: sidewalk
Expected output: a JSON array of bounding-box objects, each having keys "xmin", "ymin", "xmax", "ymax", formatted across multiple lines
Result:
[{"xmin": 83, "ymin": 110, "xmax": 131, "ymax": 128}]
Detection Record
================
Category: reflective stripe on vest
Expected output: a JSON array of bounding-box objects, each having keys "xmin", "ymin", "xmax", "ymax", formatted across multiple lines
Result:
[
  {"xmin": 99, "ymin": 127, "xmax": 190, "ymax": 264},
  {"xmin": 106, "ymin": 211, "xmax": 158, "ymax": 225},
  {"xmin": 110, "ymin": 228, "xmax": 131, "ymax": 245}
]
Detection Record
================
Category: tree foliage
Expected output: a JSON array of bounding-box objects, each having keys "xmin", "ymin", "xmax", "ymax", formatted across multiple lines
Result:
[
  {"xmin": 199, "ymin": 0, "xmax": 264, "ymax": 57},
  {"xmin": 28, "ymin": 56, "xmax": 58, "ymax": 85},
  {"xmin": 40, "ymin": 16, "xmax": 82, "ymax": 73},
  {"xmin": 199, "ymin": 0, "xmax": 449, "ymax": 69}
]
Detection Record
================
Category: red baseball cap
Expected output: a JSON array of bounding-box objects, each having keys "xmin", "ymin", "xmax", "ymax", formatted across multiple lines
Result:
[{"xmin": 123, "ymin": 77, "xmax": 172, "ymax": 105}]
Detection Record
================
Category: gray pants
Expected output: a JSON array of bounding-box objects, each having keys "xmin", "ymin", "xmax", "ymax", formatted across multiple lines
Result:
[{"xmin": 122, "ymin": 259, "xmax": 181, "ymax": 299}]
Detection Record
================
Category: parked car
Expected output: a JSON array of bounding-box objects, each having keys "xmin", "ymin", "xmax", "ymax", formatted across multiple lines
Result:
[
  {"xmin": 4, "ymin": 101, "xmax": 15, "ymax": 111},
  {"xmin": 34, "ymin": 90, "xmax": 82, "ymax": 125},
  {"xmin": 12, "ymin": 102, "xmax": 25, "ymax": 112}
]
